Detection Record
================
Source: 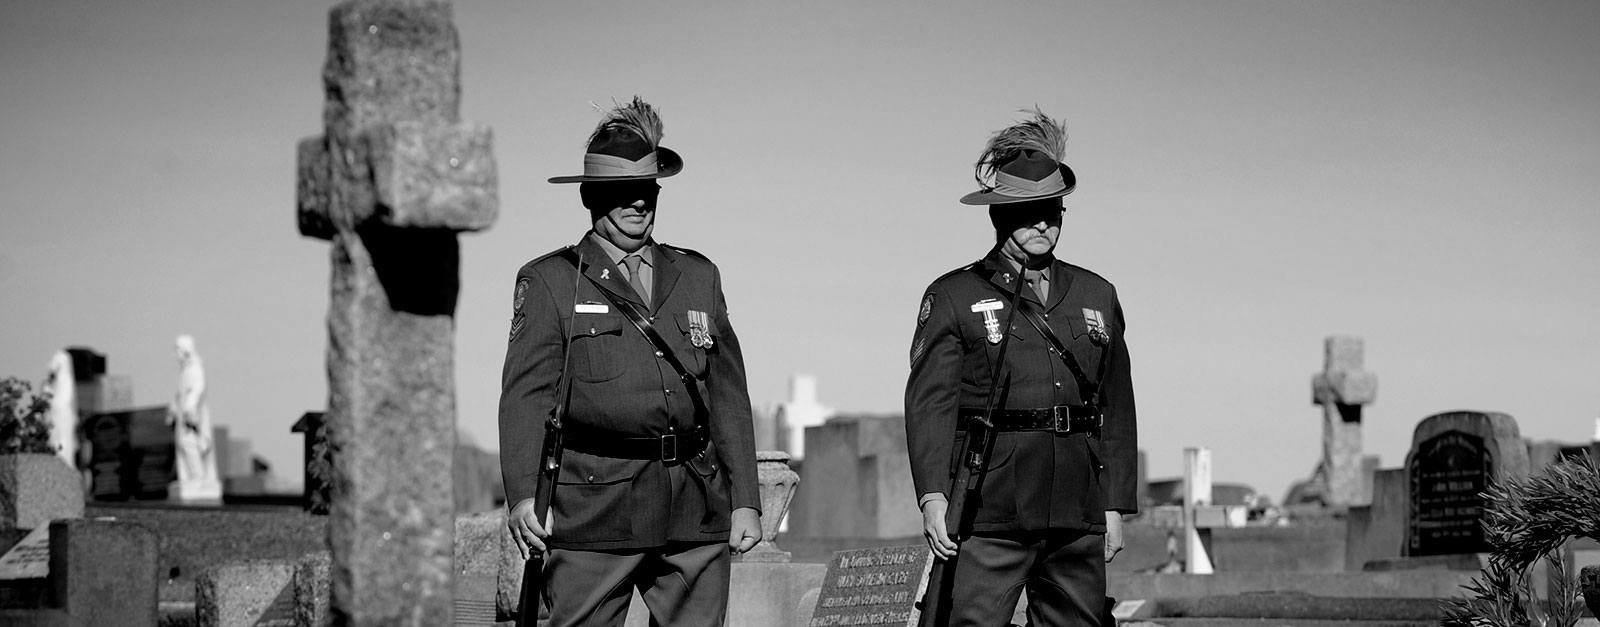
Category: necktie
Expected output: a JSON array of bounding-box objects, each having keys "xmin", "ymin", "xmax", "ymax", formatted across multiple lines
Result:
[
  {"xmin": 623, "ymin": 254, "xmax": 649, "ymax": 307},
  {"xmin": 1024, "ymin": 269, "xmax": 1047, "ymax": 302}
]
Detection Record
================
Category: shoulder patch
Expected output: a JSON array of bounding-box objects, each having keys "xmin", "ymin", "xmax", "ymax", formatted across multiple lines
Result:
[
  {"xmin": 917, "ymin": 293, "xmax": 934, "ymax": 327},
  {"xmin": 509, "ymin": 276, "xmax": 531, "ymax": 342},
  {"xmin": 513, "ymin": 277, "xmax": 530, "ymax": 313}
]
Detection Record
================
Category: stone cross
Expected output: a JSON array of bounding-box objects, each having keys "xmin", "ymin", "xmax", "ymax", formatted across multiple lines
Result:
[
  {"xmin": 1181, "ymin": 447, "xmax": 1215, "ymax": 574},
  {"xmin": 295, "ymin": 2, "xmax": 496, "ymax": 624},
  {"xmin": 1310, "ymin": 335, "xmax": 1378, "ymax": 507}
]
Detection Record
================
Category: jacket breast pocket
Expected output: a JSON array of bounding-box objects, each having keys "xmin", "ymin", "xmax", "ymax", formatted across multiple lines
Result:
[
  {"xmin": 673, "ymin": 312, "xmax": 713, "ymax": 377},
  {"xmin": 571, "ymin": 314, "xmax": 627, "ymax": 382}
]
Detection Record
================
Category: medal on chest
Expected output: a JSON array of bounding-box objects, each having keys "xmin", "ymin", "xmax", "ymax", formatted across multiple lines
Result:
[
  {"xmin": 971, "ymin": 299, "xmax": 1005, "ymax": 345},
  {"xmin": 687, "ymin": 310, "xmax": 715, "ymax": 348},
  {"xmin": 1083, "ymin": 308, "xmax": 1110, "ymax": 346}
]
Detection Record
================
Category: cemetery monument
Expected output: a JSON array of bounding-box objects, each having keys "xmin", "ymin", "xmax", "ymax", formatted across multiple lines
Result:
[
  {"xmin": 296, "ymin": 0, "xmax": 497, "ymax": 623},
  {"xmin": 168, "ymin": 335, "xmax": 221, "ymax": 502}
]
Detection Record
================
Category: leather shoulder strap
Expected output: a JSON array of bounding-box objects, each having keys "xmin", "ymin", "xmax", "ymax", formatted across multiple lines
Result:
[
  {"xmin": 558, "ymin": 249, "xmax": 710, "ymax": 427},
  {"xmin": 967, "ymin": 265, "xmax": 1112, "ymax": 408}
]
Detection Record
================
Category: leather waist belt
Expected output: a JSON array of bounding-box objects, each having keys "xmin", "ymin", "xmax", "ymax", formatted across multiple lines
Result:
[
  {"xmin": 563, "ymin": 425, "xmax": 708, "ymax": 463},
  {"xmin": 958, "ymin": 406, "xmax": 1102, "ymax": 433}
]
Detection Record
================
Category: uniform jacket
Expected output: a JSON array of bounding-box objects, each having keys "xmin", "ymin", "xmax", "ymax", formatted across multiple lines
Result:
[
  {"xmin": 905, "ymin": 248, "xmax": 1138, "ymax": 534},
  {"xmin": 499, "ymin": 234, "xmax": 760, "ymax": 550}
]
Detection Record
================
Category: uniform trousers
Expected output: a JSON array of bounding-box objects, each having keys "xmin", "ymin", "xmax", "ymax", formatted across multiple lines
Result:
[
  {"xmin": 542, "ymin": 541, "xmax": 729, "ymax": 627},
  {"xmin": 946, "ymin": 530, "xmax": 1105, "ymax": 627}
]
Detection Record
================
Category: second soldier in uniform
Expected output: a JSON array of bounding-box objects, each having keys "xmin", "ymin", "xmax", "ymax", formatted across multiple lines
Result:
[{"xmin": 906, "ymin": 109, "xmax": 1138, "ymax": 626}]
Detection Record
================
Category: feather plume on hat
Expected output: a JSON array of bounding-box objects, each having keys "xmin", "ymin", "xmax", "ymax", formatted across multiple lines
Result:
[
  {"xmin": 588, "ymin": 96, "xmax": 664, "ymax": 148},
  {"xmin": 973, "ymin": 107, "xmax": 1067, "ymax": 189}
]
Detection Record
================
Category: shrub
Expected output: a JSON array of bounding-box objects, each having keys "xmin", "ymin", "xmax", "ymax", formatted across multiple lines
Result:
[
  {"xmin": 0, "ymin": 376, "xmax": 54, "ymax": 454},
  {"xmin": 1441, "ymin": 457, "xmax": 1600, "ymax": 626}
]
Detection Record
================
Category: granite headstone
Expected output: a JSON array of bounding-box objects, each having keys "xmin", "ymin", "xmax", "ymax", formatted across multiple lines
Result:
[
  {"xmin": 1405, "ymin": 410, "xmax": 1527, "ymax": 557},
  {"xmin": 82, "ymin": 407, "xmax": 173, "ymax": 501}
]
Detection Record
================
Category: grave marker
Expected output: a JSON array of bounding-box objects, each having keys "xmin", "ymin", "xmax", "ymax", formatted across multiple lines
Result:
[
  {"xmin": 1405, "ymin": 411, "xmax": 1527, "ymax": 557},
  {"xmin": 809, "ymin": 546, "xmax": 931, "ymax": 627},
  {"xmin": 1184, "ymin": 446, "xmax": 1216, "ymax": 574},
  {"xmin": 82, "ymin": 407, "xmax": 174, "ymax": 500},
  {"xmin": 0, "ymin": 526, "xmax": 50, "ymax": 580},
  {"xmin": 295, "ymin": 1, "xmax": 497, "ymax": 623},
  {"xmin": 789, "ymin": 414, "xmax": 918, "ymax": 539},
  {"xmin": 1309, "ymin": 335, "xmax": 1378, "ymax": 507}
]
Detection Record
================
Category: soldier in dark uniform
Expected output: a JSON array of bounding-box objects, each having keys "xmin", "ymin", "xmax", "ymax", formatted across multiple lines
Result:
[
  {"xmin": 906, "ymin": 109, "xmax": 1137, "ymax": 626},
  {"xmin": 499, "ymin": 97, "xmax": 762, "ymax": 627}
]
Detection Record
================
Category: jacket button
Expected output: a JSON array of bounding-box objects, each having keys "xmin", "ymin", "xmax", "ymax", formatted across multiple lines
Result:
[
  {"xmin": 655, "ymin": 350, "xmax": 664, "ymax": 358},
  {"xmin": 587, "ymin": 475, "xmax": 595, "ymax": 483},
  {"xmin": 588, "ymin": 327, "xmax": 597, "ymax": 335},
  {"xmin": 664, "ymin": 389, "xmax": 673, "ymax": 395},
  {"xmin": 1043, "ymin": 313, "xmax": 1049, "ymax": 319},
  {"xmin": 1054, "ymin": 382, "xmax": 1063, "ymax": 388}
]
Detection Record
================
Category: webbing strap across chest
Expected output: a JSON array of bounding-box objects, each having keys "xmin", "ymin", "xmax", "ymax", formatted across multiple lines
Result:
[
  {"xmin": 968, "ymin": 265, "xmax": 1114, "ymax": 409},
  {"xmin": 559, "ymin": 249, "xmax": 710, "ymax": 429}
]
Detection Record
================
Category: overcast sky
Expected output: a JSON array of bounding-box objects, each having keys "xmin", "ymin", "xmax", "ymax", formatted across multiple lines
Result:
[{"xmin": 2, "ymin": 0, "xmax": 1596, "ymax": 503}]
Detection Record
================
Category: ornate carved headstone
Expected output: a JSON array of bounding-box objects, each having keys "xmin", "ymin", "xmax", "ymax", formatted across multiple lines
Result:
[
  {"xmin": 1405, "ymin": 411, "xmax": 1527, "ymax": 557},
  {"xmin": 296, "ymin": 1, "xmax": 497, "ymax": 623}
]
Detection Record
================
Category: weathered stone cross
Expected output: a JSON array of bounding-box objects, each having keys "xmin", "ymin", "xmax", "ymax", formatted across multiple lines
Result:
[
  {"xmin": 295, "ymin": 2, "xmax": 496, "ymax": 624},
  {"xmin": 1310, "ymin": 335, "xmax": 1378, "ymax": 508}
]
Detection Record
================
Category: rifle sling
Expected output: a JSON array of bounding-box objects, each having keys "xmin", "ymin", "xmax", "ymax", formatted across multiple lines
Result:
[
  {"xmin": 968, "ymin": 265, "xmax": 1113, "ymax": 408},
  {"xmin": 559, "ymin": 249, "xmax": 711, "ymax": 432}
]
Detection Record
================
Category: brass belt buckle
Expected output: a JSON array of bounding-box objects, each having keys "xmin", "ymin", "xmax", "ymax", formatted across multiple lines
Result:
[
  {"xmin": 660, "ymin": 433, "xmax": 679, "ymax": 463},
  {"xmin": 1052, "ymin": 406, "xmax": 1073, "ymax": 434}
]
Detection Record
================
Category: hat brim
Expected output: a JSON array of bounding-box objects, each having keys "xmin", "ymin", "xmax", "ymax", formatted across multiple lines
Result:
[
  {"xmin": 547, "ymin": 147, "xmax": 683, "ymax": 184},
  {"xmin": 959, "ymin": 164, "xmax": 1076, "ymax": 205}
]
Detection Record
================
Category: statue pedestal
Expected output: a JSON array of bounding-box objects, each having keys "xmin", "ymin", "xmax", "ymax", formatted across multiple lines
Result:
[{"xmin": 168, "ymin": 480, "xmax": 222, "ymax": 504}]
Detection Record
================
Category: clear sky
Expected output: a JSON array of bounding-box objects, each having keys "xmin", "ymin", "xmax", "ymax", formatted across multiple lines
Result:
[{"xmin": 2, "ymin": 0, "xmax": 1596, "ymax": 503}]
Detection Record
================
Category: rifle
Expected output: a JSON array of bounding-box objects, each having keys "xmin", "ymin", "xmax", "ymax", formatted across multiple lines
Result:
[
  {"xmin": 917, "ymin": 267, "xmax": 1028, "ymax": 627},
  {"xmin": 517, "ymin": 250, "xmax": 582, "ymax": 627}
]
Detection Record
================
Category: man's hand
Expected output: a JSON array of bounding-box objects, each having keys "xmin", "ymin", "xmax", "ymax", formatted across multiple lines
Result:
[
  {"xmin": 728, "ymin": 507, "xmax": 762, "ymax": 554},
  {"xmin": 507, "ymin": 498, "xmax": 550, "ymax": 561},
  {"xmin": 1104, "ymin": 510, "xmax": 1124, "ymax": 563},
  {"xmin": 921, "ymin": 495, "xmax": 959, "ymax": 560}
]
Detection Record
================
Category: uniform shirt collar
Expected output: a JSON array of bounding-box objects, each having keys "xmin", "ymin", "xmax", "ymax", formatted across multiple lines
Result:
[
  {"xmin": 587, "ymin": 231, "xmax": 655, "ymax": 268},
  {"xmin": 997, "ymin": 251, "xmax": 1052, "ymax": 284}
]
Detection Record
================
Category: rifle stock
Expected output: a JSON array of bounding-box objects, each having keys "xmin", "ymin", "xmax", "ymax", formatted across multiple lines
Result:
[
  {"xmin": 916, "ymin": 268, "xmax": 1027, "ymax": 627},
  {"xmin": 517, "ymin": 250, "xmax": 583, "ymax": 627},
  {"xmin": 517, "ymin": 407, "xmax": 566, "ymax": 627}
]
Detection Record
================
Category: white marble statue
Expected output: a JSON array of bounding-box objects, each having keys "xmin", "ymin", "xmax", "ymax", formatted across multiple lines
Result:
[
  {"xmin": 168, "ymin": 335, "xmax": 221, "ymax": 501},
  {"xmin": 45, "ymin": 350, "xmax": 78, "ymax": 465}
]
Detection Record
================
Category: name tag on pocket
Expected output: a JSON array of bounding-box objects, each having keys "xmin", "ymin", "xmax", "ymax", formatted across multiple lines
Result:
[{"xmin": 575, "ymin": 303, "xmax": 609, "ymax": 314}]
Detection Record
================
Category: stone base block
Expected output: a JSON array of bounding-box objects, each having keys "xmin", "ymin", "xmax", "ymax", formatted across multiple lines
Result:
[
  {"xmin": 1, "ymin": 455, "xmax": 84, "ymax": 531},
  {"xmin": 50, "ymin": 519, "xmax": 159, "ymax": 627},
  {"xmin": 195, "ymin": 560, "xmax": 296, "ymax": 626}
]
